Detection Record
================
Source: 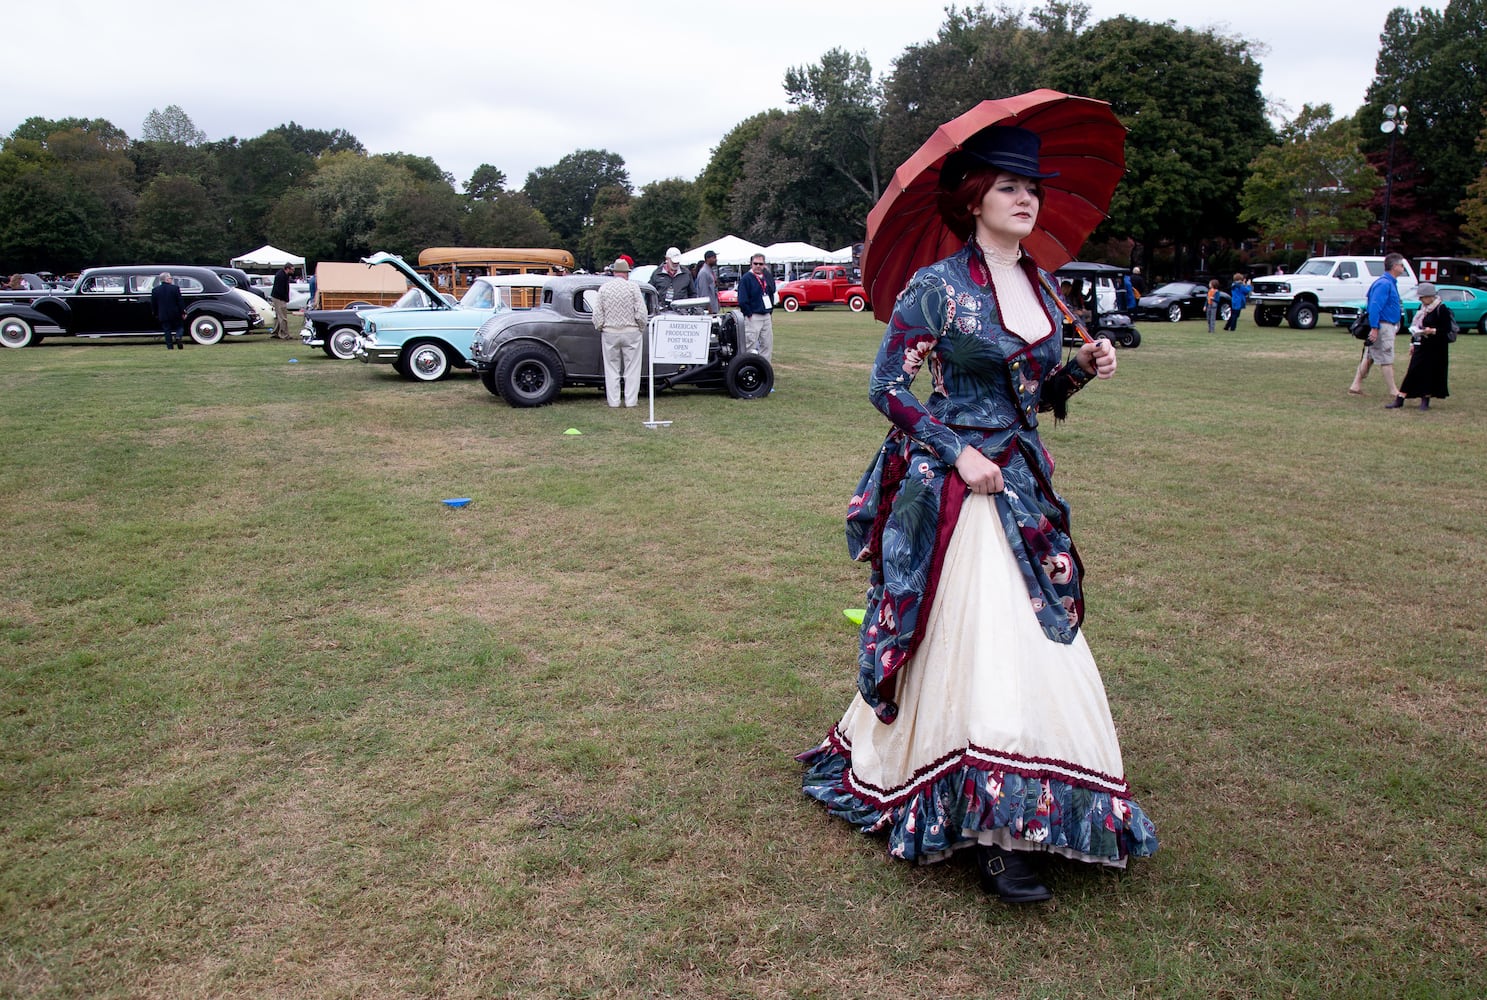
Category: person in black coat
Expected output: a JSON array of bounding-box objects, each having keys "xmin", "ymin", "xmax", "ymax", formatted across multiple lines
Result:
[
  {"xmin": 1398, "ymin": 283, "xmax": 1452, "ymax": 410},
  {"xmin": 150, "ymin": 272, "xmax": 187, "ymax": 350},
  {"xmin": 269, "ymin": 262, "xmax": 295, "ymax": 339}
]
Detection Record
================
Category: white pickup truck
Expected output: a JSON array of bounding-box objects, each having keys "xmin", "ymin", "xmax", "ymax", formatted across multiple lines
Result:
[{"xmin": 1250, "ymin": 256, "xmax": 1418, "ymax": 329}]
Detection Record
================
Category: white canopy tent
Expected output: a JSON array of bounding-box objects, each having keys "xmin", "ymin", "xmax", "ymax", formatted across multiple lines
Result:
[
  {"xmin": 230, "ymin": 244, "xmax": 306, "ymax": 270},
  {"xmin": 761, "ymin": 241, "xmax": 834, "ymax": 264},
  {"xmin": 825, "ymin": 246, "xmax": 855, "ymax": 264},
  {"xmin": 677, "ymin": 235, "xmax": 766, "ymax": 266}
]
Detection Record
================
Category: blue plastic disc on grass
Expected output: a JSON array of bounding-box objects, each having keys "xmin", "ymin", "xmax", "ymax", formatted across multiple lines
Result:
[
  {"xmin": 442, "ymin": 498, "xmax": 471, "ymax": 508},
  {"xmin": 288, "ymin": 358, "xmax": 299, "ymax": 363}
]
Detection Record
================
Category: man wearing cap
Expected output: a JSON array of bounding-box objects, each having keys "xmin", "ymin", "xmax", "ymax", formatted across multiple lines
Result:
[
  {"xmin": 592, "ymin": 258, "xmax": 651, "ymax": 407},
  {"xmin": 694, "ymin": 250, "xmax": 720, "ymax": 314},
  {"xmin": 649, "ymin": 247, "xmax": 694, "ymax": 308},
  {"xmin": 736, "ymin": 253, "xmax": 776, "ymax": 360}
]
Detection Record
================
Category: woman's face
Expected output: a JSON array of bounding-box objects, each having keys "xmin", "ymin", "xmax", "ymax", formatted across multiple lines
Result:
[{"xmin": 972, "ymin": 172, "xmax": 1040, "ymax": 245}]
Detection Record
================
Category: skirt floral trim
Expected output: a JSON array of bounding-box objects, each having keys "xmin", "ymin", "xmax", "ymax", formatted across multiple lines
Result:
[{"xmin": 798, "ymin": 727, "xmax": 1159, "ymax": 867}]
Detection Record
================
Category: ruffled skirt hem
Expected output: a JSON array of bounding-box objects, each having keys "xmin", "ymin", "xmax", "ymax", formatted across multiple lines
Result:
[{"xmin": 797, "ymin": 730, "xmax": 1159, "ymax": 868}]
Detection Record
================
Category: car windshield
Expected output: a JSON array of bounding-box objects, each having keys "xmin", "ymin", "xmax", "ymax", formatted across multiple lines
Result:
[
  {"xmin": 392, "ymin": 288, "xmax": 430, "ymax": 309},
  {"xmin": 1150, "ymin": 283, "xmax": 1189, "ymax": 296},
  {"xmin": 1295, "ymin": 260, "xmax": 1337, "ymax": 276}
]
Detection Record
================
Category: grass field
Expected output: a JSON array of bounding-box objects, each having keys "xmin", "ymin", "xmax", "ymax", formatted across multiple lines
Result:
[{"xmin": 1, "ymin": 314, "xmax": 1484, "ymax": 999}]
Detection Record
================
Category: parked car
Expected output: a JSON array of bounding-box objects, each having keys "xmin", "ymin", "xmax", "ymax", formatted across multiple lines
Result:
[
  {"xmin": 1134, "ymin": 281, "xmax": 1228, "ymax": 324},
  {"xmin": 468, "ymin": 274, "xmax": 773, "ymax": 406},
  {"xmin": 1053, "ymin": 262, "xmax": 1141, "ymax": 348},
  {"xmin": 1333, "ymin": 283, "xmax": 1487, "ymax": 334},
  {"xmin": 0, "ymin": 265, "xmax": 261, "ymax": 348},
  {"xmin": 775, "ymin": 266, "xmax": 869, "ymax": 312},
  {"xmin": 302, "ymin": 288, "xmax": 456, "ymax": 360},
  {"xmin": 352, "ymin": 251, "xmax": 550, "ymax": 381},
  {"xmin": 247, "ymin": 274, "xmax": 312, "ymax": 310}
]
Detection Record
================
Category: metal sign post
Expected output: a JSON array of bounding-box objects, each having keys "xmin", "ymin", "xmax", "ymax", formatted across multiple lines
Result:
[{"xmin": 643, "ymin": 313, "xmax": 712, "ymax": 429}]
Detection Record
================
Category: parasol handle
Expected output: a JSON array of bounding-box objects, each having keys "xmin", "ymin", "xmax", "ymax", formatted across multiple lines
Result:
[{"xmin": 1036, "ymin": 271, "xmax": 1095, "ymax": 345}]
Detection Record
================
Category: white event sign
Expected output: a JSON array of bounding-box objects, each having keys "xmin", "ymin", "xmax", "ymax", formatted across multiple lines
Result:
[{"xmin": 649, "ymin": 314, "xmax": 712, "ymax": 365}]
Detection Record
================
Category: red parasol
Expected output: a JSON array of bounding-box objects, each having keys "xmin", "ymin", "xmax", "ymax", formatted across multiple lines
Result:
[{"xmin": 861, "ymin": 89, "xmax": 1127, "ymax": 323}]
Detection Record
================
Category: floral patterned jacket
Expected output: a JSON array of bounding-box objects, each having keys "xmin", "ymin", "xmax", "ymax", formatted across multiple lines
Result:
[{"xmin": 845, "ymin": 241, "xmax": 1096, "ymax": 723}]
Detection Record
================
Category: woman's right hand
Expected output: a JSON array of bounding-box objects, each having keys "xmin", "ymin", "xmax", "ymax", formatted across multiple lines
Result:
[{"xmin": 955, "ymin": 447, "xmax": 1004, "ymax": 494}]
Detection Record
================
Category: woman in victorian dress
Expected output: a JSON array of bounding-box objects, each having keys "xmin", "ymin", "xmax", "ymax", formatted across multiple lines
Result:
[{"xmin": 799, "ymin": 123, "xmax": 1158, "ymax": 904}]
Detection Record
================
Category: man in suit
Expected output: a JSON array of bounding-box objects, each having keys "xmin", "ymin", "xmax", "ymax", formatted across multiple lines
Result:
[{"xmin": 151, "ymin": 272, "xmax": 187, "ymax": 350}]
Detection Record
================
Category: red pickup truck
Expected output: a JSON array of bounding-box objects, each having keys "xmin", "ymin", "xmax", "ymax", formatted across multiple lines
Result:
[{"xmin": 776, "ymin": 266, "xmax": 868, "ymax": 313}]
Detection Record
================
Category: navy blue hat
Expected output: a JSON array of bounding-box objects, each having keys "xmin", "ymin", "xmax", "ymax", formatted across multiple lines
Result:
[{"xmin": 939, "ymin": 125, "xmax": 1059, "ymax": 188}]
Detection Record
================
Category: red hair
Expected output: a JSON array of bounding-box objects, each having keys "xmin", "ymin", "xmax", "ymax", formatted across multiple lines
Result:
[{"xmin": 937, "ymin": 167, "xmax": 1042, "ymax": 241}]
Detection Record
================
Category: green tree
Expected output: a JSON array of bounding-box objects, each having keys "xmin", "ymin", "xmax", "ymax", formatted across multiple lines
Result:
[
  {"xmin": 373, "ymin": 183, "xmax": 465, "ymax": 260},
  {"xmin": 1458, "ymin": 111, "xmax": 1487, "ymax": 253},
  {"xmin": 1239, "ymin": 105, "xmax": 1379, "ymax": 253},
  {"xmin": 462, "ymin": 191, "xmax": 559, "ymax": 248},
  {"xmin": 1363, "ymin": 0, "xmax": 1487, "ymax": 239},
  {"xmin": 522, "ymin": 149, "xmax": 629, "ymax": 251},
  {"xmin": 784, "ymin": 47, "xmax": 885, "ymax": 204},
  {"xmin": 729, "ymin": 113, "xmax": 865, "ymax": 247},
  {"xmin": 696, "ymin": 111, "xmax": 783, "ymax": 238},
  {"xmin": 133, "ymin": 175, "xmax": 221, "ymax": 263},
  {"xmin": 375, "ymin": 152, "xmax": 454, "ymax": 187},
  {"xmin": 8, "ymin": 117, "xmax": 128, "ymax": 147},
  {"xmin": 465, "ymin": 164, "xmax": 507, "ymax": 200},
  {"xmin": 140, "ymin": 105, "xmax": 206, "ymax": 146},
  {"xmin": 1045, "ymin": 15, "xmax": 1271, "ymax": 267},
  {"xmin": 0, "ymin": 169, "xmax": 105, "ymax": 271},
  {"xmin": 266, "ymin": 122, "xmax": 365, "ymax": 158},
  {"xmin": 628, "ymin": 179, "xmax": 701, "ymax": 265},
  {"xmin": 210, "ymin": 132, "xmax": 314, "ymax": 251},
  {"xmin": 880, "ymin": 2, "xmax": 1087, "ymax": 172},
  {"xmin": 579, "ymin": 186, "xmax": 634, "ymax": 271}
]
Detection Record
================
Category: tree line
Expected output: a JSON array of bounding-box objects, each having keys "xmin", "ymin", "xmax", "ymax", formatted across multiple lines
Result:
[{"xmin": 2, "ymin": 1, "xmax": 1484, "ymax": 280}]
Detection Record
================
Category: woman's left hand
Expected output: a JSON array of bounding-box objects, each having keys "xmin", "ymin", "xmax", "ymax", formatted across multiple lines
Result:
[{"xmin": 1076, "ymin": 338, "xmax": 1118, "ymax": 379}]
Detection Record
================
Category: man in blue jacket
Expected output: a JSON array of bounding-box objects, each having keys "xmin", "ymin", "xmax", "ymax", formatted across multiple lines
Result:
[
  {"xmin": 150, "ymin": 272, "xmax": 187, "ymax": 350},
  {"xmin": 1349, "ymin": 253, "xmax": 1407, "ymax": 404},
  {"xmin": 736, "ymin": 253, "xmax": 775, "ymax": 360}
]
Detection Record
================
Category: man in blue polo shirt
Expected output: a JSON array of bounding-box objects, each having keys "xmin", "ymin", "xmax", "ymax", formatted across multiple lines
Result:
[{"xmin": 1349, "ymin": 253, "xmax": 1407, "ymax": 405}]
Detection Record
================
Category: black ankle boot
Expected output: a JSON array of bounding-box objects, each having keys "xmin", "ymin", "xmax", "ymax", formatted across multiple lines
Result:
[
  {"xmin": 1385, "ymin": 395, "xmax": 1404, "ymax": 409},
  {"xmin": 977, "ymin": 845, "xmax": 1052, "ymax": 903}
]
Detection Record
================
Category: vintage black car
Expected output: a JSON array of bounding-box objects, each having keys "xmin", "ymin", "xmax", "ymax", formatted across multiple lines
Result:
[
  {"xmin": 1134, "ymin": 281, "xmax": 1228, "ymax": 324},
  {"xmin": 0, "ymin": 265, "xmax": 261, "ymax": 348},
  {"xmin": 468, "ymin": 275, "xmax": 772, "ymax": 406}
]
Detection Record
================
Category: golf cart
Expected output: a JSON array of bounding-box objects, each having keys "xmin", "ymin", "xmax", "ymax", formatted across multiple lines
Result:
[{"xmin": 1053, "ymin": 261, "xmax": 1141, "ymax": 348}]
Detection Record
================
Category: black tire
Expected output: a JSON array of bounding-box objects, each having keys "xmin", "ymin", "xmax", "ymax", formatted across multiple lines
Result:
[
  {"xmin": 1478, "ymin": 315, "xmax": 1486, "ymax": 335},
  {"xmin": 480, "ymin": 366, "xmax": 503, "ymax": 398},
  {"xmin": 781, "ymin": 296, "xmax": 801, "ymax": 313},
  {"xmin": 1166, "ymin": 302, "xmax": 1183, "ymax": 323},
  {"xmin": 1126, "ymin": 328, "xmax": 1142, "ymax": 348},
  {"xmin": 1220, "ymin": 304, "xmax": 1232, "ymax": 322},
  {"xmin": 847, "ymin": 294, "xmax": 867, "ymax": 312},
  {"xmin": 1255, "ymin": 307, "xmax": 1282, "ymax": 328},
  {"xmin": 402, "ymin": 340, "xmax": 450, "ymax": 382},
  {"xmin": 1287, "ymin": 301, "xmax": 1318, "ymax": 330},
  {"xmin": 0, "ymin": 315, "xmax": 36, "ymax": 348},
  {"xmin": 494, "ymin": 342, "xmax": 564, "ymax": 407},
  {"xmin": 1115, "ymin": 327, "xmax": 1139, "ymax": 348},
  {"xmin": 188, "ymin": 314, "xmax": 225, "ymax": 345},
  {"xmin": 324, "ymin": 326, "xmax": 359, "ymax": 361},
  {"xmin": 725, "ymin": 352, "xmax": 773, "ymax": 399}
]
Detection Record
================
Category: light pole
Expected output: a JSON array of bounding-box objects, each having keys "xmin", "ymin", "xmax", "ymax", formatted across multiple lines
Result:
[{"xmin": 1379, "ymin": 104, "xmax": 1408, "ymax": 254}]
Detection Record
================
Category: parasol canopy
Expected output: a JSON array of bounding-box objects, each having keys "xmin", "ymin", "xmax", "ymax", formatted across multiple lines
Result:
[{"xmin": 861, "ymin": 90, "xmax": 1126, "ymax": 322}]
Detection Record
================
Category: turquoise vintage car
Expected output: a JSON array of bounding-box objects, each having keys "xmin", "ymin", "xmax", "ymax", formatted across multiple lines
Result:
[
  {"xmin": 1333, "ymin": 283, "xmax": 1487, "ymax": 334},
  {"xmin": 352, "ymin": 251, "xmax": 550, "ymax": 381}
]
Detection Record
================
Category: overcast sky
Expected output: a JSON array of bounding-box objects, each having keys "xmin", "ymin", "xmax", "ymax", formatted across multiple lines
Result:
[{"xmin": 4, "ymin": 0, "xmax": 1423, "ymax": 191}]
